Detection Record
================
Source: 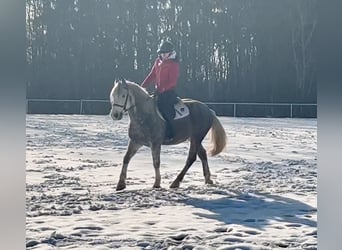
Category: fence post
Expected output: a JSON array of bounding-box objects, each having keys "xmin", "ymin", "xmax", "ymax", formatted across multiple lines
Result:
[
  {"xmin": 290, "ymin": 104, "xmax": 293, "ymax": 118},
  {"xmin": 80, "ymin": 100, "xmax": 83, "ymax": 115},
  {"xmin": 234, "ymin": 104, "xmax": 236, "ymax": 117}
]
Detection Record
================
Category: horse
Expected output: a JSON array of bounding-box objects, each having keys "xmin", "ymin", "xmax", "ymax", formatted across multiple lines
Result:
[{"xmin": 109, "ymin": 79, "xmax": 227, "ymax": 191}]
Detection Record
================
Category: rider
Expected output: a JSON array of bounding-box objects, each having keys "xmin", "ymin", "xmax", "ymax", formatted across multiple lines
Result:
[{"xmin": 141, "ymin": 40, "xmax": 180, "ymax": 140}]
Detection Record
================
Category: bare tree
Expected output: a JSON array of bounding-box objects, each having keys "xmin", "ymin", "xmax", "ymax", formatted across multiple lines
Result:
[{"xmin": 290, "ymin": 0, "xmax": 317, "ymax": 98}]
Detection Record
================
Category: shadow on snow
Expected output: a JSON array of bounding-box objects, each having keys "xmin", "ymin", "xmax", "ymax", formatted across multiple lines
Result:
[{"xmin": 183, "ymin": 192, "xmax": 316, "ymax": 230}]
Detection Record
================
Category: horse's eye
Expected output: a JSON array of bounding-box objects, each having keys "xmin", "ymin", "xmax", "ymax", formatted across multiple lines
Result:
[{"xmin": 122, "ymin": 94, "xmax": 126, "ymax": 98}]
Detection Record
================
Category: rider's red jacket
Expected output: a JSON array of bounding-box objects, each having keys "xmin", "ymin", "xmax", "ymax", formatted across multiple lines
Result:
[{"xmin": 141, "ymin": 57, "xmax": 179, "ymax": 93}]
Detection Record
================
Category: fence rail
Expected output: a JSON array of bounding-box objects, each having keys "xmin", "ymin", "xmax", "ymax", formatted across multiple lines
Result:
[{"xmin": 26, "ymin": 99, "xmax": 317, "ymax": 118}]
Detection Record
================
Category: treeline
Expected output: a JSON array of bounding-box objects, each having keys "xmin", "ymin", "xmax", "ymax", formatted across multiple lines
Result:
[{"xmin": 26, "ymin": 0, "xmax": 317, "ymax": 103}]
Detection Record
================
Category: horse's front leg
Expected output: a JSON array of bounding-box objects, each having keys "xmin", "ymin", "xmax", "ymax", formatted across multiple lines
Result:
[
  {"xmin": 151, "ymin": 143, "xmax": 162, "ymax": 188},
  {"xmin": 116, "ymin": 140, "xmax": 142, "ymax": 191}
]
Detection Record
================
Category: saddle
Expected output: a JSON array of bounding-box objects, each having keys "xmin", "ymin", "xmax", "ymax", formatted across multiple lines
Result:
[
  {"xmin": 173, "ymin": 98, "xmax": 190, "ymax": 120},
  {"xmin": 156, "ymin": 97, "xmax": 190, "ymax": 121}
]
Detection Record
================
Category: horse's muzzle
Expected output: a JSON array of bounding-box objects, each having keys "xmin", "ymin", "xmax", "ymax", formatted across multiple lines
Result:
[{"xmin": 110, "ymin": 110, "xmax": 123, "ymax": 120}]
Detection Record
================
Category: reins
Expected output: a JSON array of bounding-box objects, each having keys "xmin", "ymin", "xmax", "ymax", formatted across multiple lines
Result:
[{"xmin": 112, "ymin": 80, "xmax": 155, "ymax": 114}]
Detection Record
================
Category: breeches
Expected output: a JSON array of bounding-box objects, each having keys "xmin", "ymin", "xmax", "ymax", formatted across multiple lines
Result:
[{"xmin": 157, "ymin": 90, "xmax": 178, "ymax": 121}]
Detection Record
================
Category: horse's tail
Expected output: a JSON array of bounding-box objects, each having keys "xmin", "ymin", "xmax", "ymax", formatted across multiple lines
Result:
[{"xmin": 208, "ymin": 111, "xmax": 227, "ymax": 156}]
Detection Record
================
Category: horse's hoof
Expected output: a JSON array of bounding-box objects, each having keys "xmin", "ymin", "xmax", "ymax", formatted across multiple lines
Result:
[
  {"xmin": 116, "ymin": 182, "xmax": 126, "ymax": 191},
  {"xmin": 153, "ymin": 184, "xmax": 161, "ymax": 189},
  {"xmin": 206, "ymin": 179, "xmax": 214, "ymax": 185},
  {"xmin": 170, "ymin": 182, "xmax": 180, "ymax": 189}
]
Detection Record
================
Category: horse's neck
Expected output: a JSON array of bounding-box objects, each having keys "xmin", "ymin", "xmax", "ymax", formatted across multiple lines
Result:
[
  {"xmin": 129, "ymin": 85, "xmax": 149, "ymax": 104},
  {"xmin": 127, "ymin": 83, "xmax": 156, "ymax": 119},
  {"xmin": 125, "ymin": 83, "xmax": 166, "ymax": 143}
]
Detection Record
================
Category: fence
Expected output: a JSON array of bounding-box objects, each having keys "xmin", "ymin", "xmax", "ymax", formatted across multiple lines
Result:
[{"xmin": 26, "ymin": 99, "xmax": 317, "ymax": 118}]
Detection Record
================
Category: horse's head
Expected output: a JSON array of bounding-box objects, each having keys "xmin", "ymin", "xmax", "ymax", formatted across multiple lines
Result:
[{"xmin": 109, "ymin": 78, "xmax": 131, "ymax": 120}]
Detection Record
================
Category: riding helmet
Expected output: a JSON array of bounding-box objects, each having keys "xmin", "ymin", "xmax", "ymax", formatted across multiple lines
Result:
[{"xmin": 157, "ymin": 41, "xmax": 174, "ymax": 54}]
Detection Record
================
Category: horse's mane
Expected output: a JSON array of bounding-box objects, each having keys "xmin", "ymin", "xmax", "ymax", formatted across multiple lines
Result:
[
  {"xmin": 125, "ymin": 80, "xmax": 149, "ymax": 96},
  {"xmin": 122, "ymin": 80, "xmax": 155, "ymax": 113}
]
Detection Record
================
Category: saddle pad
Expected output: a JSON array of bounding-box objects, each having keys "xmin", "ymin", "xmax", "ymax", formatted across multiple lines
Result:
[{"xmin": 174, "ymin": 101, "xmax": 189, "ymax": 120}]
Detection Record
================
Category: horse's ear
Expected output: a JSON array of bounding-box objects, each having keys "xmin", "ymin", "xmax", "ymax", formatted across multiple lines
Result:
[{"xmin": 121, "ymin": 78, "xmax": 127, "ymax": 85}]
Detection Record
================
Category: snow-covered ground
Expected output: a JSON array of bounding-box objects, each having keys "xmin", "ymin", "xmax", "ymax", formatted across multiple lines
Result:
[{"xmin": 26, "ymin": 115, "xmax": 317, "ymax": 250}]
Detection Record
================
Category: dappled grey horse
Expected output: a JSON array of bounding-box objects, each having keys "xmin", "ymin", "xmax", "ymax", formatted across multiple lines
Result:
[{"xmin": 110, "ymin": 79, "xmax": 227, "ymax": 190}]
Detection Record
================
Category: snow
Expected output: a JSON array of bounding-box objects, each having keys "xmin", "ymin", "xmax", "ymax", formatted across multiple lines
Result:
[{"xmin": 26, "ymin": 114, "xmax": 317, "ymax": 249}]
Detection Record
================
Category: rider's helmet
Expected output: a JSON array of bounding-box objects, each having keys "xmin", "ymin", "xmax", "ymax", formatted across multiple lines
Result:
[{"xmin": 157, "ymin": 41, "xmax": 174, "ymax": 54}]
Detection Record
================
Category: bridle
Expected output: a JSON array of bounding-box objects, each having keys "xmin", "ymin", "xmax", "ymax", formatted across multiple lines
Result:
[{"xmin": 112, "ymin": 82, "xmax": 135, "ymax": 112}]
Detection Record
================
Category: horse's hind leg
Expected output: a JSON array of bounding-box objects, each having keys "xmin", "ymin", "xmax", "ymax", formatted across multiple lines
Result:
[
  {"xmin": 170, "ymin": 140, "xmax": 197, "ymax": 188},
  {"xmin": 198, "ymin": 144, "xmax": 214, "ymax": 185},
  {"xmin": 116, "ymin": 140, "xmax": 142, "ymax": 191}
]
